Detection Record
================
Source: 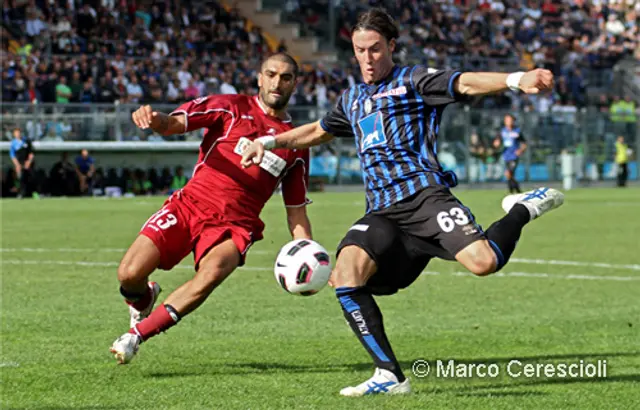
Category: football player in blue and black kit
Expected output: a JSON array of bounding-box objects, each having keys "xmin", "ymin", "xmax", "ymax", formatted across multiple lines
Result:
[
  {"xmin": 242, "ymin": 8, "xmax": 564, "ymax": 396},
  {"xmin": 495, "ymin": 114, "xmax": 527, "ymax": 193}
]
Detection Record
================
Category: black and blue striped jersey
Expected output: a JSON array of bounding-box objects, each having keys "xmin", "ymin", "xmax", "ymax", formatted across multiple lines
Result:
[{"xmin": 319, "ymin": 65, "xmax": 462, "ymax": 213}]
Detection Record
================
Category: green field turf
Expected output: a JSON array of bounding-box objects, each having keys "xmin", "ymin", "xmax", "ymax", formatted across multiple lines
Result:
[{"xmin": 1, "ymin": 188, "xmax": 639, "ymax": 409}]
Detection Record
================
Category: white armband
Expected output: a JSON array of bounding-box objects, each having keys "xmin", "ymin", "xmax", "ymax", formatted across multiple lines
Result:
[
  {"xmin": 506, "ymin": 72, "xmax": 525, "ymax": 92},
  {"xmin": 256, "ymin": 136, "xmax": 276, "ymax": 150}
]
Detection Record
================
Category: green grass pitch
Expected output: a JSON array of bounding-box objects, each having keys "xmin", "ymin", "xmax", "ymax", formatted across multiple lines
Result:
[{"xmin": 1, "ymin": 188, "xmax": 639, "ymax": 409}]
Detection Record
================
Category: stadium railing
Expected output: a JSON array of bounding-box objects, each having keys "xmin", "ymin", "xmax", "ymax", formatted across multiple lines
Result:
[{"xmin": 1, "ymin": 102, "xmax": 638, "ymax": 185}]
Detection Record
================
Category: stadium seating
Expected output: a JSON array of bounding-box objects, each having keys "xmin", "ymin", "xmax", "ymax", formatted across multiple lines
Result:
[{"xmin": 1, "ymin": 0, "xmax": 638, "ymax": 196}]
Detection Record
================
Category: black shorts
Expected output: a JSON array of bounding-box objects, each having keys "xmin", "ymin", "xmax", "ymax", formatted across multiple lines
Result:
[
  {"xmin": 337, "ymin": 186, "xmax": 486, "ymax": 295},
  {"xmin": 505, "ymin": 159, "xmax": 519, "ymax": 173},
  {"xmin": 336, "ymin": 214, "xmax": 433, "ymax": 295}
]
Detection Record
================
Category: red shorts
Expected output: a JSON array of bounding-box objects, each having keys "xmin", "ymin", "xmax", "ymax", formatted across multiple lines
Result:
[{"xmin": 139, "ymin": 191, "xmax": 263, "ymax": 270}]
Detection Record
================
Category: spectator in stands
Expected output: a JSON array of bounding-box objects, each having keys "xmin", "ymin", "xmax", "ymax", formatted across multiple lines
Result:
[
  {"xmin": 157, "ymin": 167, "xmax": 173, "ymax": 195},
  {"xmin": 55, "ymin": 75, "xmax": 71, "ymax": 104},
  {"xmin": 170, "ymin": 166, "xmax": 188, "ymax": 194},
  {"xmin": 49, "ymin": 151, "xmax": 77, "ymax": 196},
  {"xmin": 75, "ymin": 149, "xmax": 95, "ymax": 196}
]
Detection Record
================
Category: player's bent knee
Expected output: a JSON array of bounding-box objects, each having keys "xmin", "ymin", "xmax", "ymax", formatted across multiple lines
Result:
[
  {"xmin": 467, "ymin": 261, "xmax": 495, "ymax": 276},
  {"xmin": 457, "ymin": 242, "xmax": 497, "ymax": 276},
  {"xmin": 117, "ymin": 260, "xmax": 145, "ymax": 286},
  {"xmin": 465, "ymin": 254, "xmax": 496, "ymax": 276}
]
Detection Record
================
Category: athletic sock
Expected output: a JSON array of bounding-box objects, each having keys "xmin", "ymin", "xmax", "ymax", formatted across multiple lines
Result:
[
  {"xmin": 129, "ymin": 304, "xmax": 180, "ymax": 342},
  {"xmin": 336, "ymin": 286, "xmax": 405, "ymax": 382},
  {"xmin": 512, "ymin": 178, "xmax": 522, "ymax": 193},
  {"xmin": 485, "ymin": 204, "xmax": 530, "ymax": 271},
  {"xmin": 120, "ymin": 284, "xmax": 152, "ymax": 311}
]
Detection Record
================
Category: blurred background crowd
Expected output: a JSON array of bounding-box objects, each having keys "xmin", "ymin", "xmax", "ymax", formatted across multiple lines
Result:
[{"xmin": 2, "ymin": 0, "xmax": 639, "ymax": 197}]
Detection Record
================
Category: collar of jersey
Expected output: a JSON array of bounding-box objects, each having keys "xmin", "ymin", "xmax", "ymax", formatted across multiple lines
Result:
[{"xmin": 362, "ymin": 65, "xmax": 400, "ymax": 91}]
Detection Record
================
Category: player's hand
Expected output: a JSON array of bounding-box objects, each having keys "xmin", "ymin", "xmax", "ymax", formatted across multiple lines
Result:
[
  {"xmin": 241, "ymin": 141, "xmax": 265, "ymax": 168},
  {"xmin": 132, "ymin": 105, "xmax": 162, "ymax": 130},
  {"xmin": 519, "ymin": 69, "xmax": 554, "ymax": 94}
]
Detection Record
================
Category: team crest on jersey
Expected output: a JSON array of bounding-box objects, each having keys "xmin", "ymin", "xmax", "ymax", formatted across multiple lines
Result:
[
  {"xmin": 364, "ymin": 99, "xmax": 373, "ymax": 114},
  {"xmin": 358, "ymin": 112, "xmax": 387, "ymax": 152}
]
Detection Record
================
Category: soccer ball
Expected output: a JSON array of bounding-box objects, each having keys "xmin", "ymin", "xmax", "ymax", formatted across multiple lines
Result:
[{"xmin": 274, "ymin": 239, "xmax": 332, "ymax": 296}]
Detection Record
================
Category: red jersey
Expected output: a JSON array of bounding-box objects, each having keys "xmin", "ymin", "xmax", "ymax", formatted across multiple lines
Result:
[{"xmin": 169, "ymin": 94, "xmax": 310, "ymax": 220}]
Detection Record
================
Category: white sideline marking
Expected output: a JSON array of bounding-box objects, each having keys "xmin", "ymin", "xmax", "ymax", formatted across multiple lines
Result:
[
  {"xmin": 1, "ymin": 260, "xmax": 638, "ymax": 281},
  {"xmin": 424, "ymin": 270, "xmax": 639, "ymax": 281},
  {"xmin": 2, "ymin": 248, "xmax": 639, "ymax": 271},
  {"xmin": 510, "ymin": 258, "xmax": 640, "ymax": 271},
  {"xmin": 0, "ymin": 362, "xmax": 20, "ymax": 368},
  {"xmin": 0, "ymin": 259, "xmax": 270, "ymax": 272},
  {"xmin": 0, "ymin": 248, "xmax": 126, "ymax": 253}
]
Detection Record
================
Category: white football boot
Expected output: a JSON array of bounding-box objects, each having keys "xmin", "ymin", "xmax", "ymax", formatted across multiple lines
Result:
[
  {"xmin": 129, "ymin": 282, "xmax": 162, "ymax": 328},
  {"xmin": 339, "ymin": 368, "xmax": 411, "ymax": 397},
  {"xmin": 501, "ymin": 187, "xmax": 564, "ymax": 221},
  {"xmin": 110, "ymin": 333, "xmax": 141, "ymax": 364}
]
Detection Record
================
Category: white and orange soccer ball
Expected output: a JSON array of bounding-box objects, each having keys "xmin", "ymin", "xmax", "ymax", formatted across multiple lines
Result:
[{"xmin": 274, "ymin": 239, "xmax": 332, "ymax": 296}]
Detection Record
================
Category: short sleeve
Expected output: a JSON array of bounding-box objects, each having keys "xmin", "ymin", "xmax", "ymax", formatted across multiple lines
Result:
[
  {"xmin": 319, "ymin": 91, "xmax": 355, "ymax": 139},
  {"xmin": 411, "ymin": 66, "xmax": 462, "ymax": 106},
  {"xmin": 170, "ymin": 95, "xmax": 231, "ymax": 133},
  {"xmin": 281, "ymin": 149, "xmax": 312, "ymax": 207}
]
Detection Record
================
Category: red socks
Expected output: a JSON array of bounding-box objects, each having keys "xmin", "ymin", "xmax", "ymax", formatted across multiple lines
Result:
[{"xmin": 129, "ymin": 304, "xmax": 179, "ymax": 341}]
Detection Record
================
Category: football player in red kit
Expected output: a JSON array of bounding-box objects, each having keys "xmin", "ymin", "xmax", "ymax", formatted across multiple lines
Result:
[{"xmin": 110, "ymin": 53, "xmax": 312, "ymax": 364}]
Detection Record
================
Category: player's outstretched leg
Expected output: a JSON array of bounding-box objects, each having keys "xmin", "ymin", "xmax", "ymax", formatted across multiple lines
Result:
[
  {"xmin": 456, "ymin": 187, "xmax": 564, "ymax": 275},
  {"xmin": 110, "ymin": 238, "xmax": 240, "ymax": 364},
  {"xmin": 332, "ymin": 246, "xmax": 410, "ymax": 397}
]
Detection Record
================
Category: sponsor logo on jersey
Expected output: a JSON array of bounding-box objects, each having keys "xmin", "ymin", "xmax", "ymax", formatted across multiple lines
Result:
[
  {"xmin": 371, "ymin": 86, "xmax": 407, "ymax": 100},
  {"xmin": 358, "ymin": 112, "xmax": 387, "ymax": 152}
]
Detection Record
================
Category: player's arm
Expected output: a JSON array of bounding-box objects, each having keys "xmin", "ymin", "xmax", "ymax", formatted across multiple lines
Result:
[
  {"xmin": 281, "ymin": 149, "xmax": 313, "ymax": 239},
  {"xmin": 132, "ymin": 105, "xmax": 186, "ymax": 136},
  {"xmin": 241, "ymin": 92, "xmax": 354, "ymax": 168},
  {"xmin": 286, "ymin": 206, "xmax": 313, "ymax": 240},
  {"xmin": 239, "ymin": 121, "xmax": 333, "ymax": 168},
  {"xmin": 275, "ymin": 120, "xmax": 333, "ymax": 150},
  {"xmin": 516, "ymin": 134, "xmax": 527, "ymax": 156},
  {"xmin": 453, "ymin": 69, "xmax": 554, "ymax": 96}
]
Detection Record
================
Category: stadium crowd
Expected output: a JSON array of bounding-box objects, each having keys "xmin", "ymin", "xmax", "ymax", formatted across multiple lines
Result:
[
  {"xmin": 1, "ymin": 1, "xmax": 637, "ymax": 197},
  {"xmin": 2, "ymin": 0, "xmax": 638, "ymax": 116}
]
